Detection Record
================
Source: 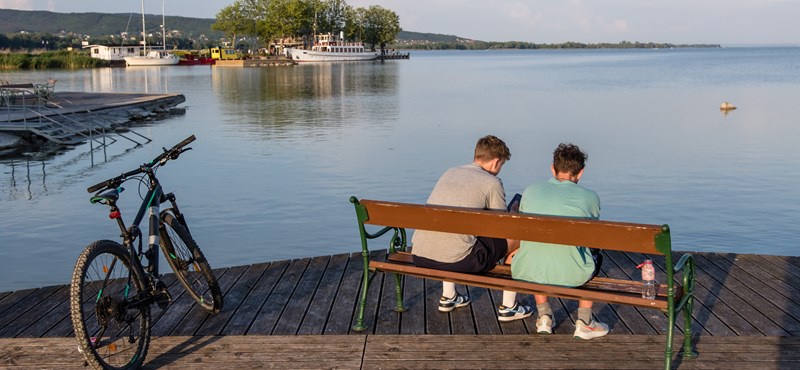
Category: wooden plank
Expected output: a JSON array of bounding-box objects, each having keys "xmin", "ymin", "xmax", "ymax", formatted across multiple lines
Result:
[
  {"xmin": 468, "ymin": 285, "xmax": 502, "ymax": 335},
  {"xmin": 491, "ymin": 289, "xmax": 529, "ymax": 334},
  {"xmin": 423, "ymin": 278, "xmax": 451, "ymax": 334},
  {"xmin": 690, "ymin": 254, "xmax": 794, "ymax": 336},
  {"xmin": 0, "ymin": 285, "xmax": 68, "ymax": 338},
  {"xmin": 223, "ymin": 260, "xmax": 289, "ymax": 335},
  {"xmin": 400, "ymin": 275, "xmax": 426, "ymax": 335},
  {"xmin": 297, "ymin": 253, "xmax": 349, "ymax": 335},
  {"xmin": 272, "ymin": 256, "xmax": 330, "ymax": 335},
  {"xmin": 649, "ymin": 252, "xmax": 758, "ymax": 336},
  {"xmin": 324, "ymin": 252, "xmax": 362, "ymax": 334},
  {"xmin": 449, "ymin": 285, "xmax": 477, "ymax": 335},
  {"xmin": 371, "ymin": 260, "xmax": 669, "ymax": 310},
  {"xmin": 0, "ymin": 285, "xmax": 61, "ymax": 335},
  {"xmin": 722, "ymin": 253, "xmax": 800, "ymax": 304},
  {"xmin": 167, "ymin": 264, "xmax": 246, "ymax": 336},
  {"xmin": 150, "ymin": 268, "xmax": 230, "ymax": 336},
  {"xmin": 374, "ymin": 269, "xmax": 402, "ymax": 334},
  {"xmin": 703, "ymin": 253, "xmax": 800, "ymax": 329},
  {"xmin": 358, "ymin": 199, "xmax": 665, "ymax": 254},
  {"xmin": 194, "ymin": 263, "xmax": 269, "ymax": 336},
  {"xmin": 600, "ymin": 251, "xmax": 653, "ymax": 334},
  {"xmin": 388, "ymin": 252, "xmax": 676, "ymax": 299},
  {"xmin": 756, "ymin": 254, "xmax": 800, "ymax": 280},
  {"xmin": 248, "ymin": 258, "xmax": 311, "ymax": 335}
]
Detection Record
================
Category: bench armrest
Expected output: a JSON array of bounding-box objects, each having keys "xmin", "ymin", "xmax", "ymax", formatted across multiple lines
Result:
[
  {"xmin": 673, "ymin": 253, "xmax": 696, "ymax": 313},
  {"xmin": 351, "ymin": 196, "xmax": 408, "ymax": 255}
]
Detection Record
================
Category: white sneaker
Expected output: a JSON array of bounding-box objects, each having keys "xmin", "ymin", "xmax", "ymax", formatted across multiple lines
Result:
[
  {"xmin": 573, "ymin": 319, "xmax": 609, "ymax": 339},
  {"xmin": 536, "ymin": 314, "xmax": 554, "ymax": 334},
  {"xmin": 497, "ymin": 302, "xmax": 533, "ymax": 322}
]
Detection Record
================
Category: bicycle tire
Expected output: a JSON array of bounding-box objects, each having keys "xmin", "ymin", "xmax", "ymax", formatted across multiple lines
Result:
[
  {"xmin": 160, "ymin": 211, "xmax": 223, "ymax": 313},
  {"xmin": 70, "ymin": 240, "xmax": 151, "ymax": 370}
]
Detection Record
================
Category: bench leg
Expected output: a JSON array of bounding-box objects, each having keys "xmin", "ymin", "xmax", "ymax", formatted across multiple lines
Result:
[
  {"xmin": 682, "ymin": 295, "xmax": 699, "ymax": 359},
  {"xmin": 352, "ymin": 251, "xmax": 371, "ymax": 332},
  {"xmin": 665, "ymin": 309, "xmax": 675, "ymax": 370},
  {"xmin": 393, "ymin": 273, "xmax": 407, "ymax": 312}
]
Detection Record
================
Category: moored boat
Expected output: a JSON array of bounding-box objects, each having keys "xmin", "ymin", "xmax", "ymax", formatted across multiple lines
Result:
[
  {"xmin": 124, "ymin": 0, "xmax": 179, "ymax": 66},
  {"xmin": 286, "ymin": 33, "xmax": 378, "ymax": 62}
]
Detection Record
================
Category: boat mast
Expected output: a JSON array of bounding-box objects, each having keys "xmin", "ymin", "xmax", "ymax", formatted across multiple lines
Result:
[
  {"xmin": 140, "ymin": 0, "xmax": 146, "ymax": 53},
  {"xmin": 161, "ymin": 0, "xmax": 167, "ymax": 51}
]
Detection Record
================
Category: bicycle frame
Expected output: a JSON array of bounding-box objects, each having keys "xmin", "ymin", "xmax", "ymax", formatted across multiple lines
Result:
[{"xmin": 103, "ymin": 166, "xmax": 184, "ymax": 308}]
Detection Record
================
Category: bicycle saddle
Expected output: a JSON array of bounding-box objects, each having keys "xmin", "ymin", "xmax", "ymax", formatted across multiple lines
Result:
[{"xmin": 90, "ymin": 187, "xmax": 124, "ymax": 204}]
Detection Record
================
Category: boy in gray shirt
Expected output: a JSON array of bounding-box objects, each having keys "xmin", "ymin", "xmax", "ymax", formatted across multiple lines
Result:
[{"xmin": 412, "ymin": 135, "xmax": 532, "ymax": 321}]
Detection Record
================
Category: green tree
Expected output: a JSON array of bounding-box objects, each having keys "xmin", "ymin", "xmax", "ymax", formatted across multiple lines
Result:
[
  {"xmin": 212, "ymin": 1, "xmax": 253, "ymax": 47},
  {"xmin": 361, "ymin": 5, "xmax": 400, "ymax": 51}
]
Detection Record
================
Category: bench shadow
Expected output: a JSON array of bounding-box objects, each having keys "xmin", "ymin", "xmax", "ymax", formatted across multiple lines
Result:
[{"xmin": 143, "ymin": 335, "xmax": 224, "ymax": 368}]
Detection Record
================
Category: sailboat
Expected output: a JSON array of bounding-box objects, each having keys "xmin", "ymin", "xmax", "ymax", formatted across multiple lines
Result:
[{"xmin": 124, "ymin": 0, "xmax": 179, "ymax": 66}]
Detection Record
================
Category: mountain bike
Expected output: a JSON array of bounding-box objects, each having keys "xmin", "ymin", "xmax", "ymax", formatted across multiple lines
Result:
[{"xmin": 69, "ymin": 135, "xmax": 223, "ymax": 369}]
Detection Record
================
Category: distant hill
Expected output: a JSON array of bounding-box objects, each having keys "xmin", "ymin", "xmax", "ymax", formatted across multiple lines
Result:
[
  {"xmin": 0, "ymin": 9, "xmax": 221, "ymax": 38},
  {"xmin": 0, "ymin": 9, "xmax": 464, "ymax": 43}
]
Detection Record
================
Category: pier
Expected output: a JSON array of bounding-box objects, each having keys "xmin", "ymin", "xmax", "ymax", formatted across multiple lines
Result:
[
  {"xmin": 1, "ymin": 249, "xmax": 798, "ymax": 368},
  {"xmin": 1, "ymin": 90, "xmax": 185, "ymax": 150}
]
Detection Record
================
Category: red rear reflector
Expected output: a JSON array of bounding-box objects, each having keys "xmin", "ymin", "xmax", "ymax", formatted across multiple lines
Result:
[{"xmin": 109, "ymin": 211, "xmax": 121, "ymax": 219}]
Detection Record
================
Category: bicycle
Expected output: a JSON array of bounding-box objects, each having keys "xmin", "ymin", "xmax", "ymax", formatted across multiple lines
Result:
[{"xmin": 69, "ymin": 135, "xmax": 223, "ymax": 369}]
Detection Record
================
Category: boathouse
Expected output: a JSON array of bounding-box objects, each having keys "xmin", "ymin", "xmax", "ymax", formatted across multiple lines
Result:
[{"xmin": 84, "ymin": 45, "xmax": 143, "ymax": 61}]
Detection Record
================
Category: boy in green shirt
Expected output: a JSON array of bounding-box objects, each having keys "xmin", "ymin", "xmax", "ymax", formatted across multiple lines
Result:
[{"xmin": 510, "ymin": 143, "xmax": 609, "ymax": 339}]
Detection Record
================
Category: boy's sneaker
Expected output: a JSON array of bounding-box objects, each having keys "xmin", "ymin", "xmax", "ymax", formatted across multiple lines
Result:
[
  {"xmin": 536, "ymin": 314, "xmax": 554, "ymax": 334},
  {"xmin": 573, "ymin": 319, "xmax": 609, "ymax": 339},
  {"xmin": 438, "ymin": 293, "xmax": 471, "ymax": 312},
  {"xmin": 497, "ymin": 302, "xmax": 533, "ymax": 322}
]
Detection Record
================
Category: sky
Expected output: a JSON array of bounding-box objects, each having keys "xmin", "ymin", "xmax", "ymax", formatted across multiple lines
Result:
[{"xmin": 1, "ymin": 0, "xmax": 798, "ymax": 45}]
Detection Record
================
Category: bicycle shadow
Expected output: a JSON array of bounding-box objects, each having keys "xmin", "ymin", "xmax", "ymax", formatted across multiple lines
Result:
[{"xmin": 143, "ymin": 335, "xmax": 224, "ymax": 368}]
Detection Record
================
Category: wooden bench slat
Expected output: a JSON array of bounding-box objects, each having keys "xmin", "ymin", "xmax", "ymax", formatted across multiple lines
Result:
[
  {"xmin": 386, "ymin": 251, "xmax": 680, "ymax": 301},
  {"xmin": 360, "ymin": 199, "xmax": 667, "ymax": 254},
  {"xmin": 369, "ymin": 260, "xmax": 669, "ymax": 310}
]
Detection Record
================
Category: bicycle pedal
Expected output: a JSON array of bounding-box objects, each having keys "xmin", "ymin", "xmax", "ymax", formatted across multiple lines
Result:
[{"xmin": 155, "ymin": 281, "xmax": 172, "ymax": 309}]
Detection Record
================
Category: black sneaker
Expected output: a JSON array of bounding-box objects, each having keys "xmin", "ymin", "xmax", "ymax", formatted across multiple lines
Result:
[{"xmin": 438, "ymin": 293, "xmax": 471, "ymax": 312}]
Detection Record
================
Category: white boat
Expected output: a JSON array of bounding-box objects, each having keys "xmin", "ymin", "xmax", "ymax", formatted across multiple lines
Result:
[
  {"xmin": 124, "ymin": 0, "xmax": 179, "ymax": 66},
  {"xmin": 286, "ymin": 33, "xmax": 378, "ymax": 62}
]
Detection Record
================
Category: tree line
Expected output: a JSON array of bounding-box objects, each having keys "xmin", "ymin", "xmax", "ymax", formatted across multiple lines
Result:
[{"xmin": 211, "ymin": 0, "xmax": 401, "ymax": 51}]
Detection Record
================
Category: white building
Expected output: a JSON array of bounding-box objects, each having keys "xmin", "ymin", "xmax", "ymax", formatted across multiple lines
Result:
[{"xmin": 84, "ymin": 45, "xmax": 143, "ymax": 61}]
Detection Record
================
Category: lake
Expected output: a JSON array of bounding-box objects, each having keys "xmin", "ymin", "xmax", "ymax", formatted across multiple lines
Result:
[{"xmin": 1, "ymin": 47, "xmax": 799, "ymax": 293}]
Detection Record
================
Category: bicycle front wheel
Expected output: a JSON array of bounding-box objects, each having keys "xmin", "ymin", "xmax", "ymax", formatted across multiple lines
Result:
[
  {"xmin": 70, "ymin": 240, "xmax": 150, "ymax": 370},
  {"xmin": 160, "ymin": 211, "xmax": 223, "ymax": 313}
]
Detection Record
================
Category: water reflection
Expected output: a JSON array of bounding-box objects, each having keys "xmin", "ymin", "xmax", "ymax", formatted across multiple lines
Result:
[
  {"xmin": 211, "ymin": 63, "xmax": 399, "ymax": 138},
  {"xmin": 4, "ymin": 159, "xmax": 46, "ymax": 200},
  {"xmin": 85, "ymin": 66, "xmax": 174, "ymax": 93}
]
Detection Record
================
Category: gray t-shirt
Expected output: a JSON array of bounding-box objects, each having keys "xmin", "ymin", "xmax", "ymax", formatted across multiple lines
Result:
[{"xmin": 411, "ymin": 163, "xmax": 506, "ymax": 263}]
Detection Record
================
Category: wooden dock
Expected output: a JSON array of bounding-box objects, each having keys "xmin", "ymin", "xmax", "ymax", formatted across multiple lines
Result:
[{"xmin": 1, "ymin": 250, "xmax": 799, "ymax": 368}]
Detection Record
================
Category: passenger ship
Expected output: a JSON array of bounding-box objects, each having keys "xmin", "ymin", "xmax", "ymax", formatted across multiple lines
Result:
[{"xmin": 286, "ymin": 33, "xmax": 378, "ymax": 62}]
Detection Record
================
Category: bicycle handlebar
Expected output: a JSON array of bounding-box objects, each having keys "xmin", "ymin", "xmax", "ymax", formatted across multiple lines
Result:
[{"xmin": 87, "ymin": 135, "xmax": 196, "ymax": 193}]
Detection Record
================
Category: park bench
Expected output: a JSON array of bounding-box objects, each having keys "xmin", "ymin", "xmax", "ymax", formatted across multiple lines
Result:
[{"xmin": 349, "ymin": 197, "xmax": 697, "ymax": 370}]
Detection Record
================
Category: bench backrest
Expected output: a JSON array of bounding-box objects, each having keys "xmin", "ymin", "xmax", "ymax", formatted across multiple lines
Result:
[{"xmin": 352, "ymin": 198, "xmax": 671, "ymax": 255}]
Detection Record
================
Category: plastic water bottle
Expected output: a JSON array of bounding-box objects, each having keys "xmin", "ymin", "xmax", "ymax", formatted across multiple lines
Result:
[{"xmin": 640, "ymin": 259, "xmax": 656, "ymax": 300}]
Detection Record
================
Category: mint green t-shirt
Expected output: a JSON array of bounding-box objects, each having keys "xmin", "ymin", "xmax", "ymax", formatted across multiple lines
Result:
[{"xmin": 510, "ymin": 178, "xmax": 600, "ymax": 287}]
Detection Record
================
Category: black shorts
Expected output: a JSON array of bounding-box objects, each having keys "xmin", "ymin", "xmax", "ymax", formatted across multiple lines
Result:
[{"xmin": 412, "ymin": 236, "xmax": 508, "ymax": 274}]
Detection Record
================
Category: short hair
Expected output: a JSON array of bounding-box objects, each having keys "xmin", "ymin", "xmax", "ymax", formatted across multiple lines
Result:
[
  {"xmin": 474, "ymin": 135, "xmax": 511, "ymax": 162},
  {"xmin": 553, "ymin": 143, "xmax": 587, "ymax": 175}
]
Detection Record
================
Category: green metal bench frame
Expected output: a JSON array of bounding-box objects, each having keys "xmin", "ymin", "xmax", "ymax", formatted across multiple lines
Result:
[{"xmin": 350, "ymin": 196, "xmax": 697, "ymax": 370}]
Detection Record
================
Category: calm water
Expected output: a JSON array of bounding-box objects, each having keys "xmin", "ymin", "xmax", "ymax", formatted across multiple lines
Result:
[{"xmin": 2, "ymin": 47, "xmax": 799, "ymax": 292}]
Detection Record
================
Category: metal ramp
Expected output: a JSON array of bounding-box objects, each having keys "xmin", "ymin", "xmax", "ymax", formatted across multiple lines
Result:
[{"xmin": 1, "ymin": 92, "xmax": 152, "ymax": 148}]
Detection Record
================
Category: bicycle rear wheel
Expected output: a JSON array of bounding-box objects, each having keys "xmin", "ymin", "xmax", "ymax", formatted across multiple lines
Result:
[
  {"xmin": 160, "ymin": 211, "xmax": 223, "ymax": 313},
  {"xmin": 70, "ymin": 240, "xmax": 150, "ymax": 370}
]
